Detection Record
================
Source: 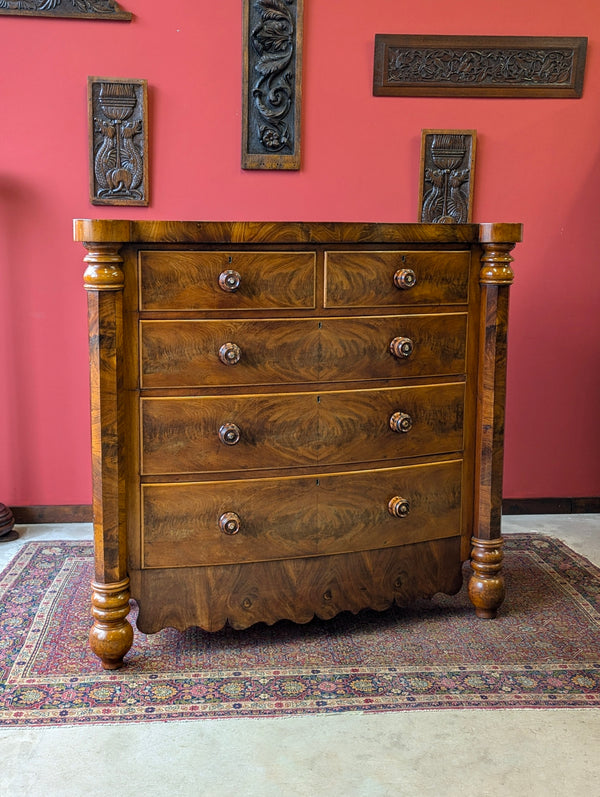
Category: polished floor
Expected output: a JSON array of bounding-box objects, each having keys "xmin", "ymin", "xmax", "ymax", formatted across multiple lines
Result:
[{"xmin": 0, "ymin": 515, "xmax": 599, "ymax": 796}]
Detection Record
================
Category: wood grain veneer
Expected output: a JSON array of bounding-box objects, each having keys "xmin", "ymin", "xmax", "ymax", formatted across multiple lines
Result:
[{"xmin": 75, "ymin": 220, "xmax": 522, "ymax": 668}]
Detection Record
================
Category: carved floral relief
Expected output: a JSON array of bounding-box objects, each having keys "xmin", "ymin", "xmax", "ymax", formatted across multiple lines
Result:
[
  {"xmin": 242, "ymin": 0, "xmax": 303, "ymax": 170},
  {"xmin": 374, "ymin": 36, "xmax": 587, "ymax": 98},
  {"xmin": 0, "ymin": 0, "xmax": 131, "ymax": 20}
]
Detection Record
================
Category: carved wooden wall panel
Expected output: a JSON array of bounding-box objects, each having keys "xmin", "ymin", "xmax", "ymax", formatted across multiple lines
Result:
[
  {"xmin": 0, "ymin": 0, "xmax": 131, "ymax": 20},
  {"xmin": 88, "ymin": 77, "xmax": 149, "ymax": 207},
  {"xmin": 374, "ymin": 36, "xmax": 587, "ymax": 98},
  {"xmin": 418, "ymin": 130, "xmax": 476, "ymax": 224},
  {"xmin": 242, "ymin": 0, "xmax": 303, "ymax": 170}
]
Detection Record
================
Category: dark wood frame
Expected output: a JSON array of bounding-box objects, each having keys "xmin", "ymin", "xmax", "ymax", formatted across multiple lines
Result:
[
  {"xmin": 242, "ymin": 0, "xmax": 304, "ymax": 170},
  {"xmin": 88, "ymin": 77, "xmax": 149, "ymax": 207},
  {"xmin": 373, "ymin": 35, "xmax": 587, "ymax": 98},
  {"xmin": 0, "ymin": 0, "xmax": 131, "ymax": 20},
  {"xmin": 418, "ymin": 129, "xmax": 476, "ymax": 224}
]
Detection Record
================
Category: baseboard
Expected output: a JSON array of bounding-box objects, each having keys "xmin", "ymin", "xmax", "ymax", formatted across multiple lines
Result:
[
  {"xmin": 502, "ymin": 497, "xmax": 600, "ymax": 515},
  {"xmin": 8, "ymin": 499, "xmax": 600, "ymax": 524},
  {"xmin": 11, "ymin": 505, "xmax": 93, "ymax": 524}
]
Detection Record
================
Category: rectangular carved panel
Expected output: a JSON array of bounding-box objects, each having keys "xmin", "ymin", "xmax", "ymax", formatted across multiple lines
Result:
[
  {"xmin": 373, "ymin": 35, "xmax": 587, "ymax": 98},
  {"xmin": 418, "ymin": 130, "xmax": 476, "ymax": 224},
  {"xmin": 88, "ymin": 77, "xmax": 149, "ymax": 206},
  {"xmin": 0, "ymin": 0, "xmax": 131, "ymax": 20},
  {"xmin": 242, "ymin": 0, "xmax": 304, "ymax": 170}
]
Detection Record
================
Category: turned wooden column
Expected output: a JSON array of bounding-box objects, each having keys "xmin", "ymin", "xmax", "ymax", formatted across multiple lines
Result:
[
  {"xmin": 469, "ymin": 231, "xmax": 516, "ymax": 619},
  {"xmin": 83, "ymin": 236, "xmax": 133, "ymax": 669}
]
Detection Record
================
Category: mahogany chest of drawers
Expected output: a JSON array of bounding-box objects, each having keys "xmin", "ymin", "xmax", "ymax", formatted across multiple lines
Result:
[{"xmin": 74, "ymin": 220, "xmax": 521, "ymax": 669}]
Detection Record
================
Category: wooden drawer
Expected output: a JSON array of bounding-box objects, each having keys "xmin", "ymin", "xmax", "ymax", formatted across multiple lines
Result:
[
  {"xmin": 139, "ymin": 250, "xmax": 316, "ymax": 310},
  {"xmin": 141, "ymin": 382, "xmax": 465, "ymax": 474},
  {"xmin": 140, "ymin": 313, "xmax": 467, "ymax": 388},
  {"xmin": 142, "ymin": 459, "xmax": 462, "ymax": 567},
  {"xmin": 324, "ymin": 250, "xmax": 470, "ymax": 307}
]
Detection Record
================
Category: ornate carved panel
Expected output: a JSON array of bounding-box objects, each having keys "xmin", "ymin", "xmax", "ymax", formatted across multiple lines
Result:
[
  {"xmin": 374, "ymin": 36, "xmax": 587, "ymax": 98},
  {"xmin": 418, "ymin": 130, "xmax": 476, "ymax": 224},
  {"xmin": 88, "ymin": 77, "xmax": 149, "ymax": 206},
  {"xmin": 0, "ymin": 0, "xmax": 131, "ymax": 20},
  {"xmin": 242, "ymin": 0, "xmax": 303, "ymax": 170}
]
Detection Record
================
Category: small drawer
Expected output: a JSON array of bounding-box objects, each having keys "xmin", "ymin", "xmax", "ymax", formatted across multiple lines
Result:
[
  {"xmin": 324, "ymin": 250, "xmax": 470, "ymax": 308},
  {"xmin": 139, "ymin": 250, "xmax": 316, "ymax": 310},
  {"xmin": 140, "ymin": 313, "xmax": 467, "ymax": 388},
  {"xmin": 142, "ymin": 459, "xmax": 462, "ymax": 567},
  {"xmin": 140, "ymin": 382, "xmax": 465, "ymax": 475}
]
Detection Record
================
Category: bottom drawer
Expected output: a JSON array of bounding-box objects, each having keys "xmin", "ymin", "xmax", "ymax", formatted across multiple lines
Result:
[{"xmin": 142, "ymin": 459, "xmax": 462, "ymax": 568}]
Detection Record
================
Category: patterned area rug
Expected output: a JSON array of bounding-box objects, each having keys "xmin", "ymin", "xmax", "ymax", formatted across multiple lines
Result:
[{"xmin": 0, "ymin": 535, "xmax": 598, "ymax": 726}]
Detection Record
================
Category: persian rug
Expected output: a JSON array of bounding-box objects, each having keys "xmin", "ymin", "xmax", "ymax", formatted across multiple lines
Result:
[{"xmin": 0, "ymin": 535, "xmax": 598, "ymax": 727}]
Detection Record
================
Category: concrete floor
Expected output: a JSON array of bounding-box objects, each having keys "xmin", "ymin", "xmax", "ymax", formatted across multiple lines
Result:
[{"xmin": 0, "ymin": 515, "xmax": 598, "ymax": 797}]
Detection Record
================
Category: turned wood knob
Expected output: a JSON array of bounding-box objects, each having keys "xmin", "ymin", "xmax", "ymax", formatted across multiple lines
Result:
[
  {"xmin": 219, "ymin": 342, "xmax": 242, "ymax": 365},
  {"xmin": 219, "ymin": 512, "xmax": 241, "ymax": 535},
  {"xmin": 219, "ymin": 422, "xmax": 241, "ymax": 445},
  {"xmin": 389, "ymin": 336, "xmax": 414, "ymax": 359},
  {"xmin": 389, "ymin": 411, "xmax": 413, "ymax": 433},
  {"xmin": 393, "ymin": 268, "xmax": 417, "ymax": 290},
  {"xmin": 388, "ymin": 496, "xmax": 410, "ymax": 518},
  {"xmin": 219, "ymin": 269, "xmax": 241, "ymax": 292}
]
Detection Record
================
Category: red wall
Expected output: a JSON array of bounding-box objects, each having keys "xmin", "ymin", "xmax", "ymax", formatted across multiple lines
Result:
[{"xmin": 1, "ymin": 0, "xmax": 599, "ymax": 505}]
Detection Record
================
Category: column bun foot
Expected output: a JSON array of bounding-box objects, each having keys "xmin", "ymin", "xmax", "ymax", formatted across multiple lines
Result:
[
  {"xmin": 90, "ymin": 578, "xmax": 134, "ymax": 670},
  {"xmin": 468, "ymin": 537, "xmax": 505, "ymax": 619}
]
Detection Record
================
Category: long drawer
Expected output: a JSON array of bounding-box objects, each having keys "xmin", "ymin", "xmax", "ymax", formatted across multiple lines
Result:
[
  {"xmin": 142, "ymin": 459, "xmax": 462, "ymax": 568},
  {"xmin": 139, "ymin": 250, "xmax": 317, "ymax": 310},
  {"xmin": 324, "ymin": 250, "xmax": 470, "ymax": 307},
  {"xmin": 140, "ymin": 313, "xmax": 467, "ymax": 388},
  {"xmin": 141, "ymin": 382, "xmax": 465, "ymax": 474}
]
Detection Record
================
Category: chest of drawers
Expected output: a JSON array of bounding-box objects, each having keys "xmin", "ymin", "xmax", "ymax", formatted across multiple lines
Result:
[{"xmin": 74, "ymin": 220, "xmax": 521, "ymax": 669}]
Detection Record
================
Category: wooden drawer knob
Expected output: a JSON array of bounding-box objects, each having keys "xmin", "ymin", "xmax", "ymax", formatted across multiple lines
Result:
[
  {"xmin": 388, "ymin": 496, "xmax": 410, "ymax": 518},
  {"xmin": 219, "ymin": 342, "xmax": 242, "ymax": 365},
  {"xmin": 218, "ymin": 269, "xmax": 242, "ymax": 292},
  {"xmin": 394, "ymin": 268, "xmax": 417, "ymax": 290},
  {"xmin": 389, "ymin": 336, "xmax": 414, "ymax": 359},
  {"xmin": 390, "ymin": 411, "xmax": 413, "ymax": 433},
  {"xmin": 219, "ymin": 422, "xmax": 241, "ymax": 445},
  {"xmin": 219, "ymin": 512, "xmax": 241, "ymax": 535}
]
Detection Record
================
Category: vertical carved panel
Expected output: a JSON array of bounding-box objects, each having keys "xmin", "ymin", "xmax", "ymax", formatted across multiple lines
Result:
[
  {"xmin": 88, "ymin": 77, "xmax": 149, "ymax": 206},
  {"xmin": 242, "ymin": 0, "xmax": 303, "ymax": 170},
  {"xmin": 418, "ymin": 130, "xmax": 476, "ymax": 224}
]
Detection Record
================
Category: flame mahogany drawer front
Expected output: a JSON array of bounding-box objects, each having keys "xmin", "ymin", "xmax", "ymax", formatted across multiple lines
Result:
[
  {"xmin": 141, "ymin": 460, "xmax": 463, "ymax": 568},
  {"xmin": 140, "ymin": 382, "xmax": 465, "ymax": 475},
  {"xmin": 324, "ymin": 250, "xmax": 470, "ymax": 307},
  {"xmin": 139, "ymin": 250, "xmax": 317, "ymax": 311},
  {"xmin": 75, "ymin": 219, "xmax": 522, "ymax": 669},
  {"xmin": 140, "ymin": 313, "xmax": 467, "ymax": 388}
]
